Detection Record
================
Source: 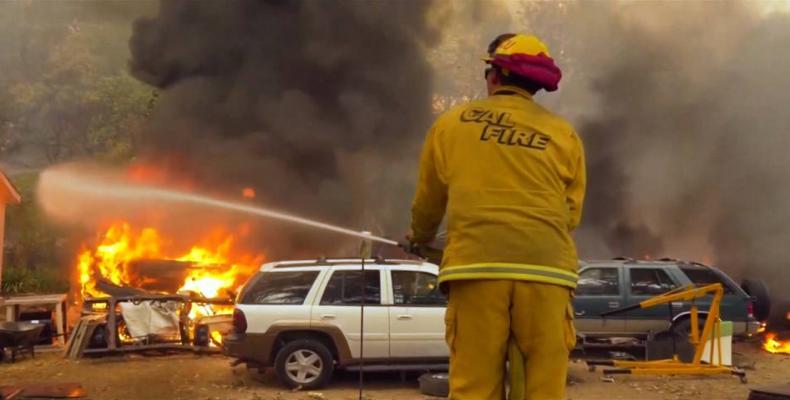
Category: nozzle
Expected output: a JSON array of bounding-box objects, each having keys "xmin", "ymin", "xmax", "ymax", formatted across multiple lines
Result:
[{"xmin": 359, "ymin": 231, "xmax": 373, "ymax": 258}]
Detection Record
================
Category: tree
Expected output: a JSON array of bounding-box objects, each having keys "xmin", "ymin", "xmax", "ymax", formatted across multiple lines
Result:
[{"xmin": 5, "ymin": 29, "xmax": 156, "ymax": 164}]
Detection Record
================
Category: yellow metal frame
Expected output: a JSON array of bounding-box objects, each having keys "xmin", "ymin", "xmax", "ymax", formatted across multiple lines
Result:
[{"xmin": 591, "ymin": 283, "xmax": 746, "ymax": 382}]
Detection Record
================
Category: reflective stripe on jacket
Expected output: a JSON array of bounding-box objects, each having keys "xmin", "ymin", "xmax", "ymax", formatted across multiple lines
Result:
[{"xmin": 410, "ymin": 85, "xmax": 586, "ymax": 288}]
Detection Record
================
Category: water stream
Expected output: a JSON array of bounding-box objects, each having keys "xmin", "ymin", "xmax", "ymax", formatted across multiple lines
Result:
[{"xmin": 41, "ymin": 168, "xmax": 399, "ymax": 246}]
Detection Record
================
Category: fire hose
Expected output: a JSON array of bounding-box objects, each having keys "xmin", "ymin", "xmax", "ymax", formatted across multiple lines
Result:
[
  {"xmin": 353, "ymin": 233, "xmax": 444, "ymax": 399},
  {"xmin": 359, "ymin": 232, "xmax": 525, "ymax": 400}
]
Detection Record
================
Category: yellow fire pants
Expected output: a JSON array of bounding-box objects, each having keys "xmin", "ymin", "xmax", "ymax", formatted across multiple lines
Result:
[{"xmin": 445, "ymin": 280, "xmax": 576, "ymax": 400}]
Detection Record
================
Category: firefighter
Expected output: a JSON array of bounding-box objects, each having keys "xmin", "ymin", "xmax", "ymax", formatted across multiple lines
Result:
[{"xmin": 409, "ymin": 33, "xmax": 586, "ymax": 400}]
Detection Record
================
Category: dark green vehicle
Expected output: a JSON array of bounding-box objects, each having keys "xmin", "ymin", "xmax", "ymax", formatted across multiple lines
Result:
[{"xmin": 572, "ymin": 258, "xmax": 766, "ymax": 338}]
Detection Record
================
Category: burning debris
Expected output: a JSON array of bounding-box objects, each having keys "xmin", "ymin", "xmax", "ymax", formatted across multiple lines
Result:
[
  {"xmin": 761, "ymin": 308, "xmax": 790, "ymax": 355},
  {"xmin": 66, "ymin": 294, "xmax": 234, "ymax": 359},
  {"xmin": 763, "ymin": 333, "xmax": 790, "ymax": 355},
  {"xmin": 760, "ymin": 298, "xmax": 790, "ymax": 355},
  {"xmin": 77, "ymin": 221, "xmax": 261, "ymax": 300},
  {"xmin": 69, "ymin": 221, "xmax": 262, "ymax": 355}
]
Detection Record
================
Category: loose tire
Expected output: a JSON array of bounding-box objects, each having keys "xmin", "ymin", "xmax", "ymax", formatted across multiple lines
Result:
[
  {"xmin": 741, "ymin": 279, "xmax": 771, "ymax": 321},
  {"xmin": 274, "ymin": 339, "xmax": 334, "ymax": 390},
  {"xmin": 419, "ymin": 372, "xmax": 449, "ymax": 398},
  {"xmin": 673, "ymin": 317, "xmax": 706, "ymax": 338}
]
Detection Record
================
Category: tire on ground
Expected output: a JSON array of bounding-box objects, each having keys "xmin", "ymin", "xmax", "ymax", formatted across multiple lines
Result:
[
  {"xmin": 741, "ymin": 279, "xmax": 771, "ymax": 321},
  {"xmin": 419, "ymin": 372, "xmax": 449, "ymax": 398},
  {"xmin": 273, "ymin": 339, "xmax": 334, "ymax": 390},
  {"xmin": 650, "ymin": 327, "xmax": 695, "ymax": 362}
]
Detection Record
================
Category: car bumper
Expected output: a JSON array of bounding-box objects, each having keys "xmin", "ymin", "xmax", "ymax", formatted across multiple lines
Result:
[
  {"xmin": 223, "ymin": 332, "xmax": 274, "ymax": 367},
  {"xmin": 732, "ymin": 320, "xmax": 762, "ymax": 337}
]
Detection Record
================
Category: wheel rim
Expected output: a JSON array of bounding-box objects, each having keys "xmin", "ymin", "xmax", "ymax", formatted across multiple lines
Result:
[{"xmin": 285, "ymin": 349, "xmax": 323, "ymax": 384}]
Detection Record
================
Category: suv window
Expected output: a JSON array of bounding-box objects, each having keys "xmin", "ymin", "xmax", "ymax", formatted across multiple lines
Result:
[
  {"xmin": 392, "ymin": 271, "xmax": 446, "ymax": 306},
  {"xmin": 576, "ymin": 268, "xmax": 620, "ymax": 296},
  {"xmin": 679, "ymin": 266, "xmax": 734, "ymax": 293},
  {"xmin": 241, "ymin": 271, "xmax": 319, "ymax": 305},
  {"xmin": 320, "ymin": 270, "xmax": 381, "ymax": 305},
  {"xmin": 629, "ymin": 268, "xmax": 677, "ymax": 295}
]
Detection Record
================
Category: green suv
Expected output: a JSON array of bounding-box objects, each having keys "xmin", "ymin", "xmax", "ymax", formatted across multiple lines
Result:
[{"xmin": 573, "ymin": 258, "xmax": 765, "ymax": 338}]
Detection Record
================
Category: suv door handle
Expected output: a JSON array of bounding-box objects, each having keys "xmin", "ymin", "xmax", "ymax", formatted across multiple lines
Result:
[
  {"xmin": 575, "ymin": 310, "xmax": 586, "ymax": 317},
  {"xmin": 320, "ymin": 314, "xmax": 336, "ymax": 320},
  {"xmin": 608, "ymin": 301, "xmax": 620, "ymax": 309},
  {"xmin": 397, "ymin": 315, "xmax": 413, "ymax": 320}
]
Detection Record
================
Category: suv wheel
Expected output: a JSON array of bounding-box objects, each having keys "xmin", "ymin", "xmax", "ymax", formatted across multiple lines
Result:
[{"xmin": 274, "ymin": 339, "xmax": 334, "ymax": 389}]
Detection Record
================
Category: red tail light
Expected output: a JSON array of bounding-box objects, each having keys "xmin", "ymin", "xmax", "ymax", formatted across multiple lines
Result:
[
  {"xmin": 747, "ymin": 300, "xmax": 755, "ymax": 319},
  {"xmin": 233, "ymin": 308, "xmax": 247, "ymax": 334}
]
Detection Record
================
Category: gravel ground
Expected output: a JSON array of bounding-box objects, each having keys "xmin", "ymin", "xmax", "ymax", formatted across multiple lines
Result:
[{"xmin": 0, "ymin": 341, "xmax": 787, "ymax": 399}]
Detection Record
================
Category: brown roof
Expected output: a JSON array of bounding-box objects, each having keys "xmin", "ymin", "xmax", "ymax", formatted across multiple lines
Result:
[{"xmin": 0, "ymin": 169, "xmax": 21, "ymax": 204}]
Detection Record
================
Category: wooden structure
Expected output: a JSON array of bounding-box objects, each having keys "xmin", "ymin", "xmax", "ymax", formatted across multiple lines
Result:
[
  {"xmin": 1, "ymin": 293, "xmax": 68, "ymax": 347},
  {"xmin": 65, "ymin": 314, "xmax": 105, "ymax": 359},
  {"xmin": 65, "ymin": 294, "xmax": 231, "ymax": 358},
  {"xmin": 0, "ymin": 168, "xmax": 21, "ymax": 290}
]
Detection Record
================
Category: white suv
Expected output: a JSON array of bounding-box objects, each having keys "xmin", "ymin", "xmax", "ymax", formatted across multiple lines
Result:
[{"xmin": 223, "ymin": 258, "xmax": 448, "ymax": 389}]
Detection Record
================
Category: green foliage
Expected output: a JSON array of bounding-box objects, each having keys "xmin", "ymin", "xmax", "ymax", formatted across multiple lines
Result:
[
  {"xmin": 1, "ymin": 265, "xmax": 68, "ymax": 295},
  {"xmin": 87, "ymin": 73, "xmax": 158, "ymax": 162},
  {"xmin": 0, "ymin": 2, "xmax": 158, "ymax": 295},
  {"xmin": 5, "ymin": 29, "xmax": 157, "ymax": 163},
  {"xmin": 3, "ymin": 173, "xmax": 69, "ymax": 294},
  {"xmin": 0, "ymin": 2, "xmax": 158, "ymax": 166}
]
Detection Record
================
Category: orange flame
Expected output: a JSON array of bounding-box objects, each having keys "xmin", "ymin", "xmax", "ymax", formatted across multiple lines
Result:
[
  {"xmin": 763, "ymin": 333, "xmax": 790, "ymax": 354},
  {"xmin": 78, "ymin": 222, "xmax": 261, "ymax": 299},
  {"xmin": 242, "ymin": 187, "xmax": 256, "ymax": 199},
  {"xmin": 78, "ymin": 223, "xmax": 166, "ymax": 297},
  {"xmin": 77, "ymin": 222, "xmax": 263, "ymax": 345}
]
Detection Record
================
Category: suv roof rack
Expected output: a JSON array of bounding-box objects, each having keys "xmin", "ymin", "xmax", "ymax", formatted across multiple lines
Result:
[
  {"xmin": 690, "ymin": 261, "xmax": 712, "ymax": 268},
  {"xmin": 271, "ymin": 258, "xmax": 425, "ymax": 269},
  {"xmin": 612, "ymin": 257, "xmax": 635, "ymax": 263}
]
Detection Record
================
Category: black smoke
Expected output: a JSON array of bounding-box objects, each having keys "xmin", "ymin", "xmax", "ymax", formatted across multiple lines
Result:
[
  {"xmin": 524, "ymin": 2, "xmax": 790, "ymax": 291},
  {"xmin": 128, "ymin": 0, "xmax": 441, "ymax": 257},
  {"xmin": 125, "ymin": 0, "xmax": 790, "ymax": 297}
]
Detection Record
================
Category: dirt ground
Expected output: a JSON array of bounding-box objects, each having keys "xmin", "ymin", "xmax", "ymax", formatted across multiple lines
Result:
[{"xmin": 0, "ymin": 341, "xmax": 787, "ymax": 400}]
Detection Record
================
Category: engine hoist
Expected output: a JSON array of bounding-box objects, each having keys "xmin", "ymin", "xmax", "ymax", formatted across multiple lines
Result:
[{"xmin": 587, "ymin": 283, "xmax": 747, "ymax": 383}]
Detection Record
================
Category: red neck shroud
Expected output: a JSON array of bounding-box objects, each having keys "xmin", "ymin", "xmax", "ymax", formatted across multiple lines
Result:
[{"xmin": 491, "ymin": 53, "xmax": 562, "ymax": 92}]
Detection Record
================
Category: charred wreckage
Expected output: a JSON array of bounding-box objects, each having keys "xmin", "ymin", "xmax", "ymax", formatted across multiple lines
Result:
[{"xmin": 66, "ymin": 259, "xmax": 236, "ymax": 359}]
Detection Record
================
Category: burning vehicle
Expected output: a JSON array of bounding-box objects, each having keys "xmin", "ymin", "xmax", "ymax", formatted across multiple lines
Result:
[{"xmin": 67, "ymin": 222, "xmax": 263, "ymax": 356}]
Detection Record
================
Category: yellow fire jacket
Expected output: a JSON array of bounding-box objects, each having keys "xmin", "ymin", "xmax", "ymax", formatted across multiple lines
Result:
[{"xmin": 411, "ymin": 85, "xmax": 586, "ymax": 289}]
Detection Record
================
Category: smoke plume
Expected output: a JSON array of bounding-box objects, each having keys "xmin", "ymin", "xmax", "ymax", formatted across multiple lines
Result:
[
  {"xmin": 517, "ymin": 2, "xmax": 790, "ymax": 293},
  {"xmin": 127, "ymin": 0, "xmax": 442, "ymax": 257},
  {"xmin": 120, "ymin": 0, "xmax": 790, "ymax": 295}
]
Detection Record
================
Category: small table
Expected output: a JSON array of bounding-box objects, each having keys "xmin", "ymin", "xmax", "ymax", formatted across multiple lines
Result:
[{"xmin": 0, "ymin": 294, "xmax": 68, "ymax": 347}]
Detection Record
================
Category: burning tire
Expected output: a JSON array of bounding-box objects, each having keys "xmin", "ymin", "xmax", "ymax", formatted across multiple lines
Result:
[
  {"xmin": 741, "ymin": 279, "xmax": 771, "ymax": 321},
  {"xmin": 274, "ymin": 339, "xmax": 334, "ymax": 389}
]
